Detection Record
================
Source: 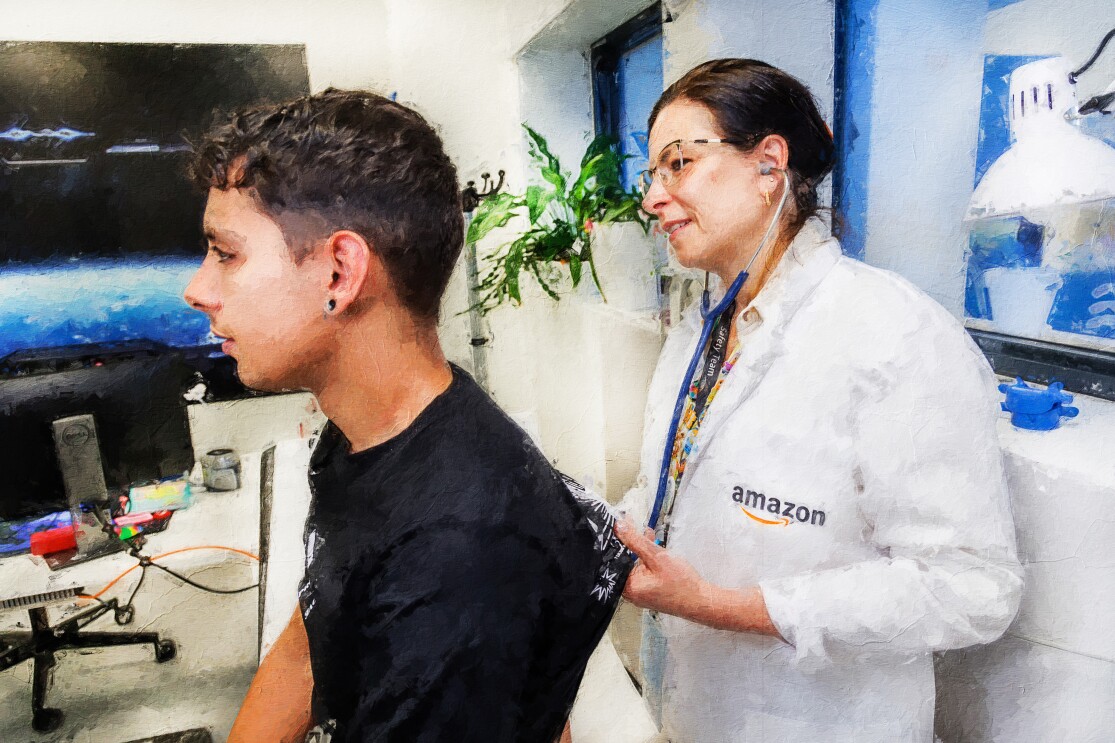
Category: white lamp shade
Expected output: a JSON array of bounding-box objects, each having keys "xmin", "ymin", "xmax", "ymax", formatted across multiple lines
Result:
[{"xmin": 967, "ymin": 57, "xmax": 1115, "ymax": 220}]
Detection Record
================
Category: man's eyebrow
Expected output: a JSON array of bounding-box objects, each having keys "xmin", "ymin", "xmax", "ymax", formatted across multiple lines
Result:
[{"xmin": 203, "ymin": 226, "xmax": 247, "ymax": 246}]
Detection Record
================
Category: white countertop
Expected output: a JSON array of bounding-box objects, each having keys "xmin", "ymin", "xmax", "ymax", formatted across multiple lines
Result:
[
  {"xmin": 0, "ymin": 452, "xmax": 262, "ymax": 628},
  {"xmin": 996, "ymin": 386, "xmax": 1115, "ymax": 488}
]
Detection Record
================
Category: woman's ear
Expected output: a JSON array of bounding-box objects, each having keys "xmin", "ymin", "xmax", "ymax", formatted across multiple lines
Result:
[{"xmin": 756, "ymin": 134, "xmax": 790, "ymax": 173}]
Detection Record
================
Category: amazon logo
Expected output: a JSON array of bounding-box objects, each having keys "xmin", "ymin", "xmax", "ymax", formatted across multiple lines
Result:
[{"xmin": 732, "ymin": 486, "xmax": 826, "ymax": 527}]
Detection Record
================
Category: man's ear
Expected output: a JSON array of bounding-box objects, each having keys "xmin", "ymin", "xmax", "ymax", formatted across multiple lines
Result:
[{"xmin": 325, "ymin": 230, "xmax": 375, "ymax": 313}]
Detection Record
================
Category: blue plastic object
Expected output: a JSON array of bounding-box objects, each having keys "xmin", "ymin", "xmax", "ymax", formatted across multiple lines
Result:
[{"xmin": 998, "ymin": 377, "xmax": 1079, "ymax": 430}]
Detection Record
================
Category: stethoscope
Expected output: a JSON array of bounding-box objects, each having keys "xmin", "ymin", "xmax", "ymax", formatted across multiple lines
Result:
[{"xmin": 645, "ymin": 164, "xmax": 792, "ymax": 539}]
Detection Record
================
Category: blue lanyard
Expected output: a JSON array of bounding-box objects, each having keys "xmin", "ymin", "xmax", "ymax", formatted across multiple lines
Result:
[{"xmin": 646, "ymin": 269, "xmax": 749, "ymax": 537}]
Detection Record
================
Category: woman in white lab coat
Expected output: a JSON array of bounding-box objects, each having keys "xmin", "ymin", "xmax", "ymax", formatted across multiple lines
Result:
[{"xmin": 614, "ymin": 58, "xmax": 1023, "ymax": 743}]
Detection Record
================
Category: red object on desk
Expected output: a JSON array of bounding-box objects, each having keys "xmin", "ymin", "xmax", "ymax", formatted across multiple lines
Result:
[{"xmin": 30, "ymin": 525, "xmax": 78, "ymax": 556}]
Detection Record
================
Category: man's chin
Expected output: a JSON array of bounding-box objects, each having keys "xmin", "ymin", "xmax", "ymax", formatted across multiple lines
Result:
[{"xmin": 233, "ymin": 362, "xmax": 300, "ymax": 394}]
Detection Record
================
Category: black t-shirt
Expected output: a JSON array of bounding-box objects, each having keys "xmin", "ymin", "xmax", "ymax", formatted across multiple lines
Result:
[{"xmin": 298, "ymin": 365, "xmax": 632, "ymax": 743}]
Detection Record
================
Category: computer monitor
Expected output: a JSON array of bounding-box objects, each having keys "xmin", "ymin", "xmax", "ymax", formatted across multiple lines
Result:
[{"xmin": 0, "ymin": 341, "xmax": 195, "ymax": 525}]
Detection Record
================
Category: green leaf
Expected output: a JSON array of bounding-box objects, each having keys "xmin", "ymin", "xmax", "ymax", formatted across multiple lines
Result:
[
  {"xmin": 529, "ymin": 262, "xmax": 562, "ymax": 302},
  {"xmin": 505, "ymin": 244, "xmax": 524, "ymax": 304},
  {"xmin": 532, "ymin": 221, "xmax": 577, "ymax": 262},
  {"xmin": 600, "ymin": 199, "xmax": 639, "ymax": 224},
  {"xmin": 568, "ymin": 253, "xmax": 582, "ymax": 286},
  {"xmin": 466, "ymin": 191, "xmax": 521, "ymax": 244},
  {"xmin": 583, "ymin": 238, "xmax": 608, "ymax": 303},
  {"xmin": 580, "ymin": 133, "xmax": 617, "ymax": 168},
  {"xmin": 524, "ymin": 124, "xmax": 566, "ymax": 194},
  {"xmin": 540, "ymin": 166, "xmax": 565, "ymax": 194},
  {"xmin": 524, "ymin": 184, "xmax": 552, "ymax": 224}
]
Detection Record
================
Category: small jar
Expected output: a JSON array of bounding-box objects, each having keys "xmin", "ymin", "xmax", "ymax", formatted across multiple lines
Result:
[{"xmin": 201, "ymin": 448, "xmax": 241, "ymax": 491}]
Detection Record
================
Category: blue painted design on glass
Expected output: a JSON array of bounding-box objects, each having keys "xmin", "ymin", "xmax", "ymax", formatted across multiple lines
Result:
[
  {"xmin": 964, "ymin": 218, "xmax": 1045, "ymax": 319},
  {"xmin": 1047, "ymin": 269, "xmax": 1115, "ymax": 338},
  {"xmin": 0, "ymin": 126, "xmax": 95, "ymax": 142},
  {"xmin": 987, "ymin": 0, "xmax": 1025, "ymax": 10},
  {"xmin": 0, "ymin": 256, "xmax": 214, "ymax": 360},
  {"xmin": 616, "ymin": 32, "xmax": 663, "ymax": 190},
  {"xmin": 833, "ymin": 0, "xmax": 879, "ymax": 261}
]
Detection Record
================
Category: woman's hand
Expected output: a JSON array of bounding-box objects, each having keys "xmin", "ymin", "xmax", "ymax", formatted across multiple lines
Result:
[
  {"xmin": 614, "ymin": 518, "xmax": 707, "ymax": 619},
  {"xmin": 614, "ymin": 518, "xmax": 785, "ymax": 639}
]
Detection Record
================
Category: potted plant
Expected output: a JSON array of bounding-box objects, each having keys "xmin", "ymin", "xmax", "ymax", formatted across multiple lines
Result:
[{"xmin": 466, "ymin": 125, "xmax": 651, "ymax": 315}]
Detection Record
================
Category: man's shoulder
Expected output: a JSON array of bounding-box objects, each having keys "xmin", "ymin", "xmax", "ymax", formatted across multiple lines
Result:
[{"xmin": 381, "ymin": 369, "xmax": 571, "ymax": 522}]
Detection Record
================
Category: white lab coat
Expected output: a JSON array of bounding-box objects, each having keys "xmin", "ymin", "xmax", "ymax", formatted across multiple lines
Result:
[{"xmin": 619, "ymin": 219, "xmax": 1023, "ymax": 743}]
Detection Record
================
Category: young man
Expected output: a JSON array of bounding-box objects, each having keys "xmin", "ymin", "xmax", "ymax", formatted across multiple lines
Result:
[{"xmin": 184, "ymin": 90, "xmax": 630, "ymax": 743}]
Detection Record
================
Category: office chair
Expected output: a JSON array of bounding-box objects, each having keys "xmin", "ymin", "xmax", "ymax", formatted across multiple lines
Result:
[{"xmin": 0, "ymin": 586, "xmax": 177, "ymax": 732}]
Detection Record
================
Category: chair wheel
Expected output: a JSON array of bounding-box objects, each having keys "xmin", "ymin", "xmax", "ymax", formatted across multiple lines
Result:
[
  {"xmin": 32, "ymin": 707, "xmax": 64, "ymax": 732},
  {"xmin": 155, "ymin": 639, "xmax": 176, "ymax": 663}
]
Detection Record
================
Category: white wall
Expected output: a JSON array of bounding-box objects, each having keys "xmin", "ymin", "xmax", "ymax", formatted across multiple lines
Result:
[
  {"xmin": 663, "ymin": 0, "xmax": 835, "ymax": 119},
  {"xmin": 860, "ymin": 0, "xmax": 987, "ymax": 316}
]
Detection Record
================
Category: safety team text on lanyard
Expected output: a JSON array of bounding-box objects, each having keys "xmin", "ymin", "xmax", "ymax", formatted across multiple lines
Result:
[{"xmin": 655, "ymin": 300, "xmax": 743, "ymax": 548}]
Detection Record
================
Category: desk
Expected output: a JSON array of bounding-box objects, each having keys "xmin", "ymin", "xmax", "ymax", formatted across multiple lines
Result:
[
  {"xmin": 1, "ymin": 452, "xmax": 262, "ymax": 614},
  {"xmin": 0, "ymin": 452, "xmax": 265, "ymax": 742}
]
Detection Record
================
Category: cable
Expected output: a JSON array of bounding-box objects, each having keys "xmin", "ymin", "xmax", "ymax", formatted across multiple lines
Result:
[
  {"xmin": 147, "ymin": 560, "xmax": 259, "ymax": 595},
  {"xmin": 126, "ymin": 564, "xmax": 147, "ymax": 607},
  {"xmin": 1070, "ymin": 27, "xmax": 1115, "ymax": 83},
  {"xmin": 79, "ymin": 545, "xmax": 260, "ymax": 601},
  {"xmin": 77, "ymin": 593, "xmax": 110, "ymax": 608}
]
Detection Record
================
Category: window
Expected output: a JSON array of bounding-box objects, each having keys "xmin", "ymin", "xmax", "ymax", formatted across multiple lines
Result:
[{"xmin": 591, "ymin": 4, "xmax": 663, "ymax": 190}]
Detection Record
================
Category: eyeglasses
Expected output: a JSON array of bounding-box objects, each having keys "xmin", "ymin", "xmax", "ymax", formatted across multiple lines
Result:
[{"xmin": 637, "ymin": 138, "xmax": 742, "ymax": 196}]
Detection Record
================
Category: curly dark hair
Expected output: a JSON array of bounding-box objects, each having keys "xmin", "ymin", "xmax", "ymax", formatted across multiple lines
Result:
[
  {"xmin": 189, "ymin": 88, "xmax": 463, "ymax": 321},
  {"xmin": 650, "ymin": 59, "xmax": 835, "ymax": 235}
]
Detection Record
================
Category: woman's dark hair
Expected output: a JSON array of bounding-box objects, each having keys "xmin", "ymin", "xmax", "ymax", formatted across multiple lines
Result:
[
  {"xmin": 649, "ymin": 59, "xmax": 835, "ymax": 233},
  {"xmin": 190, "ymin": 88, "xmax": 463, "ymax": 322}
]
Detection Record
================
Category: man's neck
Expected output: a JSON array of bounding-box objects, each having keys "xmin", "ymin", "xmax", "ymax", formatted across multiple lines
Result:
[{"xmin": 313, "ymin": 318, "xmax": 453, "ymax": 454}]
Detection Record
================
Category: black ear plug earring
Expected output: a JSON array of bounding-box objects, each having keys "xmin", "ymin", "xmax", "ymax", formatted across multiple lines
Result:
[{"xmin": 324, "ymin": 298, "xmax": 337, "ymax": 315}]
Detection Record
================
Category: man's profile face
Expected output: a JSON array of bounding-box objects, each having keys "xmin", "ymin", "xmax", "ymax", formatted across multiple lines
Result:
[{"xmin": 184, "ymin": 188, "xmax": 329, "ymax": 391}]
